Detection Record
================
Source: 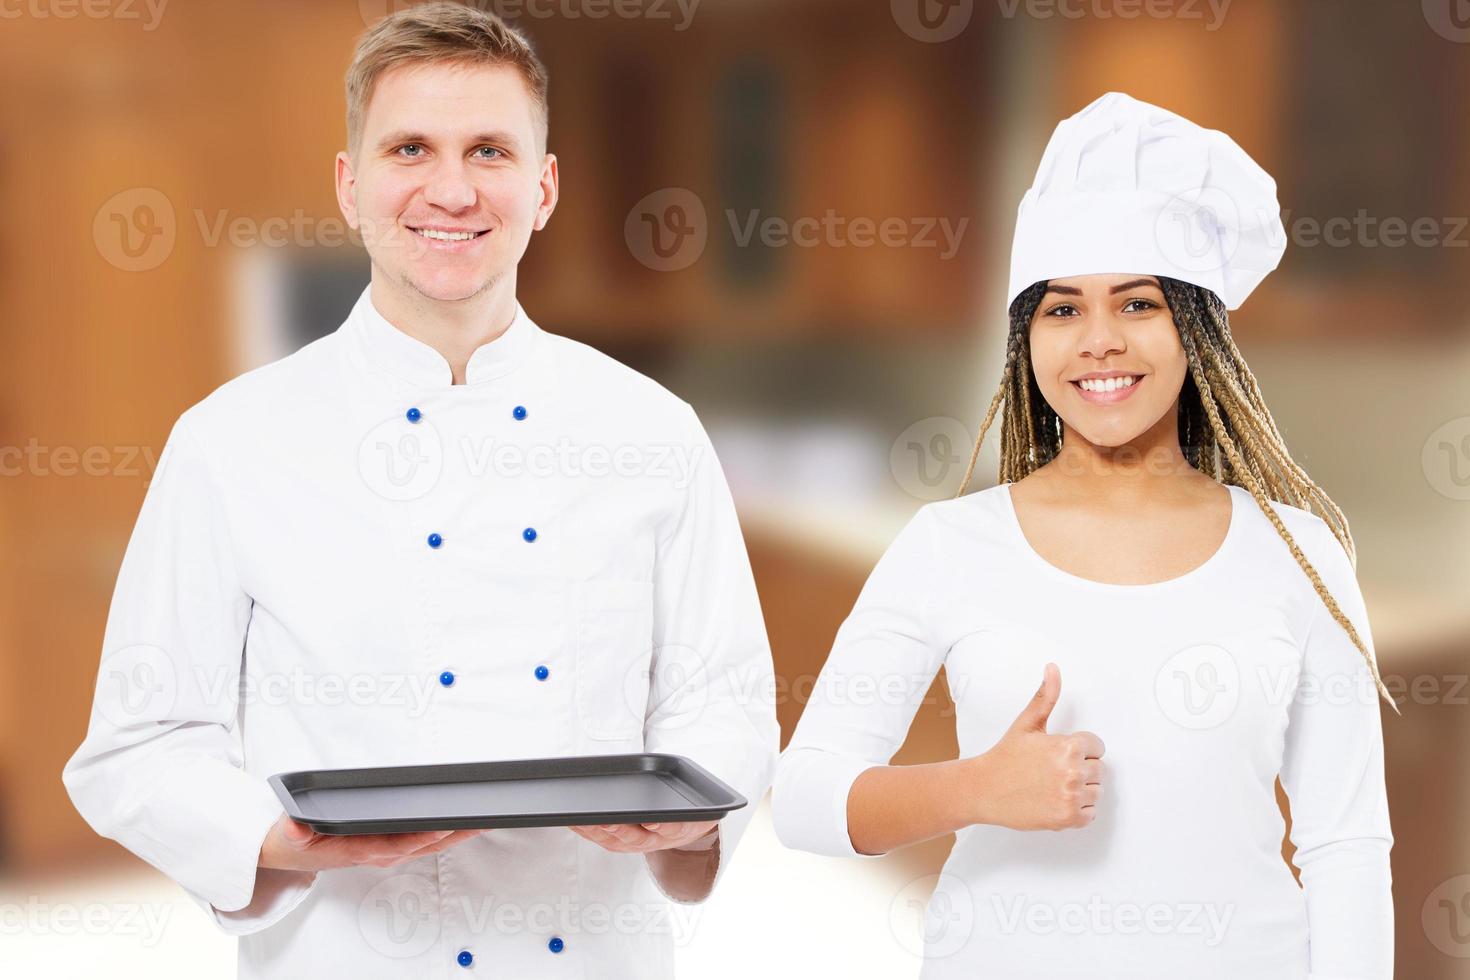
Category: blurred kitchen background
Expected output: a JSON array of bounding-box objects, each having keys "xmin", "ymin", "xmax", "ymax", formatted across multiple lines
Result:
[{"xmin": 3, "ymin": 0, "xmax": 1469, "ymax": 976}]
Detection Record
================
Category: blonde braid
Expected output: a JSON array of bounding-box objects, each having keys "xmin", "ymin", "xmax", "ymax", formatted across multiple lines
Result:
[
  {"xmin": 1169, "ymin": 289, "xmax": 1394, "ymax": 711},
  {"xmin": 1191, "ymin": 289, "xmax": 1355, "ymax": 557},
  {"xmin": 958, "ymin": 294, "xmax": 1042, "ymax": 494}
]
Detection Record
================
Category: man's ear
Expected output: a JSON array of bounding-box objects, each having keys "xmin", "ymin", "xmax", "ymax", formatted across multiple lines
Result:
[
  {"xmin": 335, "ymin": 151, "xmax": 358, "ymax": 230},
  {"xmin": 533, "ymin": 153, "xmax": 559, "ymax": 232}
]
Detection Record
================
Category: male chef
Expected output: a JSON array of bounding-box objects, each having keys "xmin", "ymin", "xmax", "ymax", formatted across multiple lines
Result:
[{"xmin": 62, "ymin": 3, "xmax": 779, "ymax": 976}]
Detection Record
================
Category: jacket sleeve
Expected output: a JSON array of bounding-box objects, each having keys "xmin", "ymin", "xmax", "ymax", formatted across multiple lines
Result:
[
  {"xmin": 1278, "ymin": 517, "xmax": 1394, "ymax": 980},
  {"xmin": 640, "ymin": 402, "xmax": 781, "ymax": 904},
  {"xmin": 770, "ymin": 504, "xmax": 944, "ymax": 858},
  {"xmin": 61, "ymin": 411, "xmax": 317, "ymax": 935}
]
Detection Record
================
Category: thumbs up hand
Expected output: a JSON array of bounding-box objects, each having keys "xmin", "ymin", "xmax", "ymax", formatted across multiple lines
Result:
[{"xmin": 970, "ymin": 663, "xmax": 1105, "ymax": 831}]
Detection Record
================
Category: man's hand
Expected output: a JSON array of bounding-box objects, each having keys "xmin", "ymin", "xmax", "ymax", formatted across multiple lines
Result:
[
  {"xmin": 258, "ymin": 813, "xmax": 488, "ymax": 872},
  {"xmin": 969, "ymin": 662, "xmax": 1105, "ymax": 831},
  {"xmin": 568, "ymin": 820, "xmax": 718, "ymax": 853}
]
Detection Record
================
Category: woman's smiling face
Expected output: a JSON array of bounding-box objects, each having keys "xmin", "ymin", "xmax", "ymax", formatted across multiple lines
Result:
[{"xmin": 1027, "ymin": 273, "xmax": 1188, "ymax": 449}]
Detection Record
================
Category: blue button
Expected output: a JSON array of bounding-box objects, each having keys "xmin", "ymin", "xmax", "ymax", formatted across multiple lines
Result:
[
  {"xmin": 427, "ymin": 532, "xmax": 443, "ymax": 549},
  {"xmin": 522, "ymin": 527, "xmax": 537, "ymax": 543},
  {"xmin": 457, "ymin": 949, "xmax": 473, "ymax": 967},
  {"xmin": 512, "ymin": 405, "xmax": 527, "ymax": 421},
  {"xmin": 548, "ymin": 936, "xmax": 564, "ymax": 954},
  {"xmin": 439, "ymin": 671, "xmax": 455, "ymax": 687},
  {"xmin": 534, "ymin": 665, "xmax": 550, "ymax": 681},
  {"xmin": 406, "ymin": 407, "xmax": 422, "ymax": 423}
]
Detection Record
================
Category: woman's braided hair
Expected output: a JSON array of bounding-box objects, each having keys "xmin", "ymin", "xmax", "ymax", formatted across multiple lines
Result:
[{"xmin": 955, "ymin": 276, "xmax": 1395, "ymax": 710}]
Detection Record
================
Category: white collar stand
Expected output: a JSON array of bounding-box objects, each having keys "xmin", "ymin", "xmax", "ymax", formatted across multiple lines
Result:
[{"xmin": 349, "ymin": 284, "xmax": 540, "ymax": 388}]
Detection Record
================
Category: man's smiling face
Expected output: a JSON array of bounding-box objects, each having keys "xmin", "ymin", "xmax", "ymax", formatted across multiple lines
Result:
[{"xmin": 337, "ymin": 60, "xmax": 555, "ymax": 304}]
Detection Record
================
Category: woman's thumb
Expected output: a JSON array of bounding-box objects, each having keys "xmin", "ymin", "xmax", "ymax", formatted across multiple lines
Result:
[{"xmin": 1009, "ymin": 662, "xmax": 1061, "ymax": 734}]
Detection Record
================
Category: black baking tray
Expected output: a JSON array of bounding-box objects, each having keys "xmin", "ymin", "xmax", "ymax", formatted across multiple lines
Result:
[{"xmin": 268, "ymin": 753, "xmax": 746, "ymax": 835}]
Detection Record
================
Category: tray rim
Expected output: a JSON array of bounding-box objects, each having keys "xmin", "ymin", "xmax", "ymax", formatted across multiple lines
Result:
[{"xmin": 267, "ymin": 752, "xmax": 747, "ymax": 835}]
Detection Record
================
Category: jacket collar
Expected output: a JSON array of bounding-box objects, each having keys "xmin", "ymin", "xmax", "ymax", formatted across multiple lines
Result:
[{"xmin": 349, "ymin": 283, "xmax": 540, "ymax": 388}]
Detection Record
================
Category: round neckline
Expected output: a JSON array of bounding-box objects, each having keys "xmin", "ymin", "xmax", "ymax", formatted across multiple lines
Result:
[{"xmin": 996, "ymin": 480, "xmax": 1242, "ymax": 592}]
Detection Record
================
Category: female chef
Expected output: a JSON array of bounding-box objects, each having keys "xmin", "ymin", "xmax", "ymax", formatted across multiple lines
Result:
[{"xmin": 772, "ymin": 92, "xmax": 1393, "ymax": 979}]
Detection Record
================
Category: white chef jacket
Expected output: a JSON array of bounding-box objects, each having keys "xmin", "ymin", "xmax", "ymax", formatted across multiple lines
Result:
[
  {"xmin": 772, "ymin": 482, "xmax": 1393, "ymax": 979},
  {"xmin": 63, "ymin": 285, "xmax": 780, "ymax": 979}
]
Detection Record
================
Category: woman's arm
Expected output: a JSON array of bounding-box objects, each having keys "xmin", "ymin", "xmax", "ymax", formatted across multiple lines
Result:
[
  {"xmin": 772, "ymin": 507, "xmax": 946, "ymax": 858},
  {"xmin": 846, "ymin": 663, "xmax": 1103, "ymax": 854},
  {"xmin": 1279, "ymin": 518, "xmax": 1394, "ymax": 980},
  {"xmin": 772, "ymin": 506, "xmax": 1103, "ymax": 858}
]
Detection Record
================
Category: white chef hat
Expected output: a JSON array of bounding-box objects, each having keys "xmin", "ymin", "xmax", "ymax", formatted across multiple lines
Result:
[{"xmin": 1007, "ymin": 91, "xmax": 1286, "ymax": 311}]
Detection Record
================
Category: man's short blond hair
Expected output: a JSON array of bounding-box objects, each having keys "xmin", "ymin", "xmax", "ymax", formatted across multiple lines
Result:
[{"xmin": 345, "ymin": 1, "xmax": 549, "ymax": 158}]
